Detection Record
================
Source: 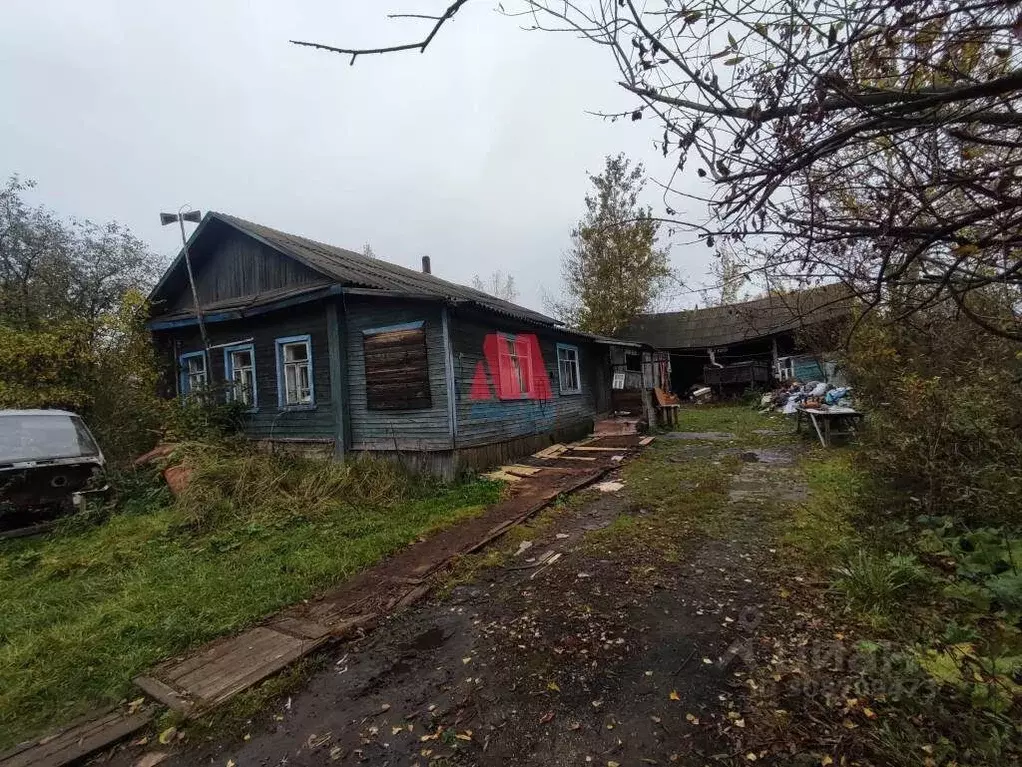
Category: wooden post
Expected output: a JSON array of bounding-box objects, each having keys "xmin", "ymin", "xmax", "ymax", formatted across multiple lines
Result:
[
  {"xmin": 640, "ymin": 387, "xmax": 656, "ymax": 432},
  {"xmin": 325, "ymin": 300, "xmax": 349, "ymax": 459},
  {"xmin": 441, "ymin": 305, "xmax": 458, "ymax": 449}
]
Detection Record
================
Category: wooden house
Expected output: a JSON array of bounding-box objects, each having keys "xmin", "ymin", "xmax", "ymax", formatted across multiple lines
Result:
[
  {"xmin": 618, "ymin": 285, "xmax": 853, "ymax": 392},
  {"xmin": 147, "ymin": 212, "xmax": 637, "ymax": 476}
]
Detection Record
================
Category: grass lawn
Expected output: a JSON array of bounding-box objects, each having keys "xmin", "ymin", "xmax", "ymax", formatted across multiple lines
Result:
[
  {"xmin": 0, "ymin": 460, "xmax": 501, "ymax": 750},
  {"xmin": 673, "ymin": 402, "xmax": 789, "ymax": 438}
]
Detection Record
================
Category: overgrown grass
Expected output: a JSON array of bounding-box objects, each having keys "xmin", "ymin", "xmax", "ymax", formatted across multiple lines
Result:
[
  {"xmin": 580, "ymin": 439, "xmax": 743, "ymax": 562},
  {"xmin": 831, "ymin": 549, "xmax": 931, "ymax": 615},
  {"xmin": 783, "ymin": 452, "xmax": 862, "ymax": 567},
  {"xmin": 674, "ymin": 404, "xmax": 787, "ymax": 439},
  {"xmin": 773, "ymin": 445, "xmax": 1022, "ymax": 763},
  {"xmin": 0, "ymin": 446, "xmax": 501, "ymax": 750}
]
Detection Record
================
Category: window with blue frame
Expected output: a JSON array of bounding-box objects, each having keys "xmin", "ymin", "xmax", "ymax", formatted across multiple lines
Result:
[
  {"xmin": 556, "ymin": 343, "xmax": 581, "ymax": 394},
  {"xmin": 223, "ymin": 343, "xmax": 257, "ymax": 407},
  {"xmin": 275, "ymin": 335, "xmax": 314, "ymax": 408},
  {"xmin": 178, "ymin": 351, "xmax": 207, "ymax": 395}
]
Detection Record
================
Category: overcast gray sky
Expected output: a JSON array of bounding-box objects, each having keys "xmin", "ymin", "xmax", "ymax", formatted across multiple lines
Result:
[{"xmin": 0, "ymin": 1, "xmax": 715, "ymax": 312}]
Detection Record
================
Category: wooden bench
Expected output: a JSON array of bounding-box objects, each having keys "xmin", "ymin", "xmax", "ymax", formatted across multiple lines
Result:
[{"xmin": 654, "ymin": 387, "xmax": 681, "ymax": 427}]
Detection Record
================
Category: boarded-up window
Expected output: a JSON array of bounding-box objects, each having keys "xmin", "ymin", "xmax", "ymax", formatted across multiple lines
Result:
[{"xmin": 363, "ymin": 323, "xmax": 432, "ymax": 410}]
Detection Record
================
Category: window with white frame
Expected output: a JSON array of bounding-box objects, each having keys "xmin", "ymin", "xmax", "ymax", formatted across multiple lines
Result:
[
  {"xmin": 224, "ymin": 344, "xmax": 256, "ymax": 407},
  {"xmin": 179, "ymin": 351, "xmax": 207, "ymax": 395},
  {"xmin": 557, "ymin": 344, "xmax": 581, "ymax": 394},
  {"xmin": 276, "ymin": 335, "xmax": 314, "ymax": 407}
]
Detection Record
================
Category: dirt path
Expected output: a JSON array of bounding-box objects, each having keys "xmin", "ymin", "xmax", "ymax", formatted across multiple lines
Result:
[{"xmin": 107, "ymin": 428, "xmax": 806, "ymax": 767}]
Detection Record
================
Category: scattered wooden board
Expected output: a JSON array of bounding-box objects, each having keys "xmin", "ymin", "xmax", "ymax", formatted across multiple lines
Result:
[
  {"xmin": 570, "ymin": 446, "xmax": 629, "ymax": 452},
  {"xmin": 483, "ymin": 470, "xmax": 523, "ymax": 482},
  {"xmin": 639, "ymin": 436, "xmax": 655, "ymax": 446},
  {"xmin": 0, "ymin": 706, "xmax": 155, "ymax": 767},
  {"xmin": 135, "ymin": 627, "xmax": 322, "ymax": 713},
  {"xmin": 502, "ymin": 464, "xmax": 542, "ymax": 476},
  {"xmin": 0, "ymin": 521, "xmax": 58, "ymax": 540},
  {"xmin": 532, "ymin": 444, "xmax": 567, "ymax": 459},
  {"xmin": 559, "ymin": 455, "xmax": 598, "ymax": 461},
  {"xmin": 16, "ymin": 462, "xmax": 620, "ymax": 764}
]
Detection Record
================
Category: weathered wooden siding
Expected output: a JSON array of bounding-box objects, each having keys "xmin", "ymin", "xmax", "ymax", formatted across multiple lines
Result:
[
  {"xmin": 448, "ymin": 309, "xmax": 606, "ymax": 448},
  {"xmin": 344, "ymin": 297, "xmax": 452, "ymax": 451},
  {"xmin": 154, "ymin": 293, "xmax": 612, "ymax": 460},
  {"xmin": 170, "ymin": 228, "xmax": 328, "ymax": 311},
  {"xmin": 153, "ymin": 302, "xmax": 336, "ymax": 441}
]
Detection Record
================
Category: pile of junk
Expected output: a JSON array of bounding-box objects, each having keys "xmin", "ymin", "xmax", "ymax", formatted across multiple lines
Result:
[{"xmin": 760, "ymin": 380, "xmax": 854, "ymax": 414}]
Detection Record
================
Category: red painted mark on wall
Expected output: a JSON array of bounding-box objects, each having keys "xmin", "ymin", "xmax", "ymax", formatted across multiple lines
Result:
[{"xmin": 469, "ymin": 333, "xmax": 553, "ymax": 401}]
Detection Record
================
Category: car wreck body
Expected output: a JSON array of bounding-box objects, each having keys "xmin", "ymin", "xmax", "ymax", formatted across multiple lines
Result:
[{"xmin": 0, "ymin": 409, "xmax": 106, "ymax": 536}]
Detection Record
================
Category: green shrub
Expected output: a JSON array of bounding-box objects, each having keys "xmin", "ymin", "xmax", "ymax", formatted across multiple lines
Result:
[
  {"xmin": 843, "ymin": 295, "xmax": 1022, "ymax": 526},
  {"xmin": 162, "ymin": 391, "xmax": 250, "ymax": 442}
]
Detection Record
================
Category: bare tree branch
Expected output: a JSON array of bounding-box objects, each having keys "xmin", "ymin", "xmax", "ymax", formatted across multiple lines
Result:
[
  {"xmin": 296, "ymin": 0, "xmax": 1022, "ymax": 338},
  {"xmin": 290, "ymin": 0, "xmax": 470, "ymax": 64}
]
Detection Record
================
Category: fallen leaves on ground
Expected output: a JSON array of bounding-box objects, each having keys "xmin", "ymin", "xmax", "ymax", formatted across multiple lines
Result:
[{"xmin": 157, "ymin": 727, "xmax": 176, "ymax": 745}]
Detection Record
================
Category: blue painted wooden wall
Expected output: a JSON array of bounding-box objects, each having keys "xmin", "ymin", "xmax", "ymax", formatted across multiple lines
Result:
[
  {"xmin": 448, "ymin": 309, "xmax": 606, "ymax": 448},
  {"xmin": 157, "ymin": 302, "xmax": 337, "ymax": 441},
  {"xmin": 343, "ymin": 297, "xmax": 453, "ymax": 451}
]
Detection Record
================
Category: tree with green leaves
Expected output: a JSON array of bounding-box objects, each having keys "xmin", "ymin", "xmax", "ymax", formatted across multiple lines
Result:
[
  {"xmin": 0, "ymin": 176, "xmax": 166, "ymax": 460},
  {"xmin": 553, "ymin": 154, "xmax": 672, "ymax": 335}
]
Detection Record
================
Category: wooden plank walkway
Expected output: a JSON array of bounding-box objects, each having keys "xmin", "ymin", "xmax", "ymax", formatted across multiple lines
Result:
[
  {"xmin": 131, "ymin": 465, "xmax": 612, "ymax": 716},
  {"xmin": 1, "ymin": 432, "xmax": 649, "ymax": 767}
]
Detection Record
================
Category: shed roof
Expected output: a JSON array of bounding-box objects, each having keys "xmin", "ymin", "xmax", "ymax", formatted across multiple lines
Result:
[
  {"xmin": 618, "ymin": 284, "xmax": 854, "ymax": 349},
  {"xmin": 150, "ymin": 212, "xmax": 560, "ymax": 329}
]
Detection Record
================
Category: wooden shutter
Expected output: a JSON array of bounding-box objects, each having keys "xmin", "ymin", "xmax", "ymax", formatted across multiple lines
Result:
[{"xmin": 363, "ymin": 326, "xmax": 432, "ymax": 410}]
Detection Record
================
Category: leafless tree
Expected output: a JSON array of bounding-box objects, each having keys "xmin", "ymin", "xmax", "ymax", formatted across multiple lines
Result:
[
  {"xmin": 471, "ymin": 270, "xmax": 518, "ymax": 302},
  {"xmin": 294, "ymin": 0, "xmax": 1022, "ymax": 338}
]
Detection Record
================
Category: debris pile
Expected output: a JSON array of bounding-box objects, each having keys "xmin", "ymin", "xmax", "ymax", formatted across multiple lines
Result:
[{"xmin": 759, "ymin": 381, "xmax": 854, "ymax": 414}]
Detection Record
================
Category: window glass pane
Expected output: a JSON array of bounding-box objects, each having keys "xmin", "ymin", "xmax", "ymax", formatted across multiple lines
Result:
[
  {"xmin": 285, "ymin": 365, "xmax": 297, "ymax": 402},
  {"xmin": 558, "ymin": 347, "xmax": 580, "ymax": 391},
  {"xmin": 233, "ymin": 350, "xmax": 252, "ymax": 368},
  {"xmin": 0, "ymin": 414, "xmax": 99, "ymax": 463},
  {"xmin": 183, "ymin": 354, "xmax": 206, "ymax": 393},
  {"xmin": 285, "ymin": 343, "xmax": 308, "ymax": 362},
  {"xmin": 232, "ymin": 366, "xmax": 253, "ymax": 405},
  {"xmin": 279, "ymin": 340, "xmax": 312, "ymax": 406}
]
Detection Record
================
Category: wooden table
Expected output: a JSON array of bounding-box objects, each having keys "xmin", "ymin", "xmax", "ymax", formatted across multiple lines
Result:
[{"xmin": 795, "ymin": 406, "xmax": 864, "ymax": 447}]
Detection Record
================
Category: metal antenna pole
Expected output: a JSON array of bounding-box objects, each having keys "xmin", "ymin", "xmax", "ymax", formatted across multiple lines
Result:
[{"xmin": 175, "ymin": 205, "xmax": 211, "ymax": 359}]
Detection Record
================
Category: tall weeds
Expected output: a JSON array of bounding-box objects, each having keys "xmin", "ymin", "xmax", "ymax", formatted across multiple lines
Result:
[{"xmin": 172, "ymin": 442, "xmax": 413, "ymax": 531}]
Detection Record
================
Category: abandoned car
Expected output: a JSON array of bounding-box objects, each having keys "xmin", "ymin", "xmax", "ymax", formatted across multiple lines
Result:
[{"xmin": 0, "ymin": 409, "xmax": 106, "ymax": 534}]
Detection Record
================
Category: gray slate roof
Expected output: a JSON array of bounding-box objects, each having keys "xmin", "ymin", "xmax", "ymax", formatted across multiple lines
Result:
[
  {"xmin": 187, "ymin": 213, "xmax": 560, "ymax": 327},
  {"xmin": 618, "ymin": 284, "xmax": 854, "ymax": 349}
]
